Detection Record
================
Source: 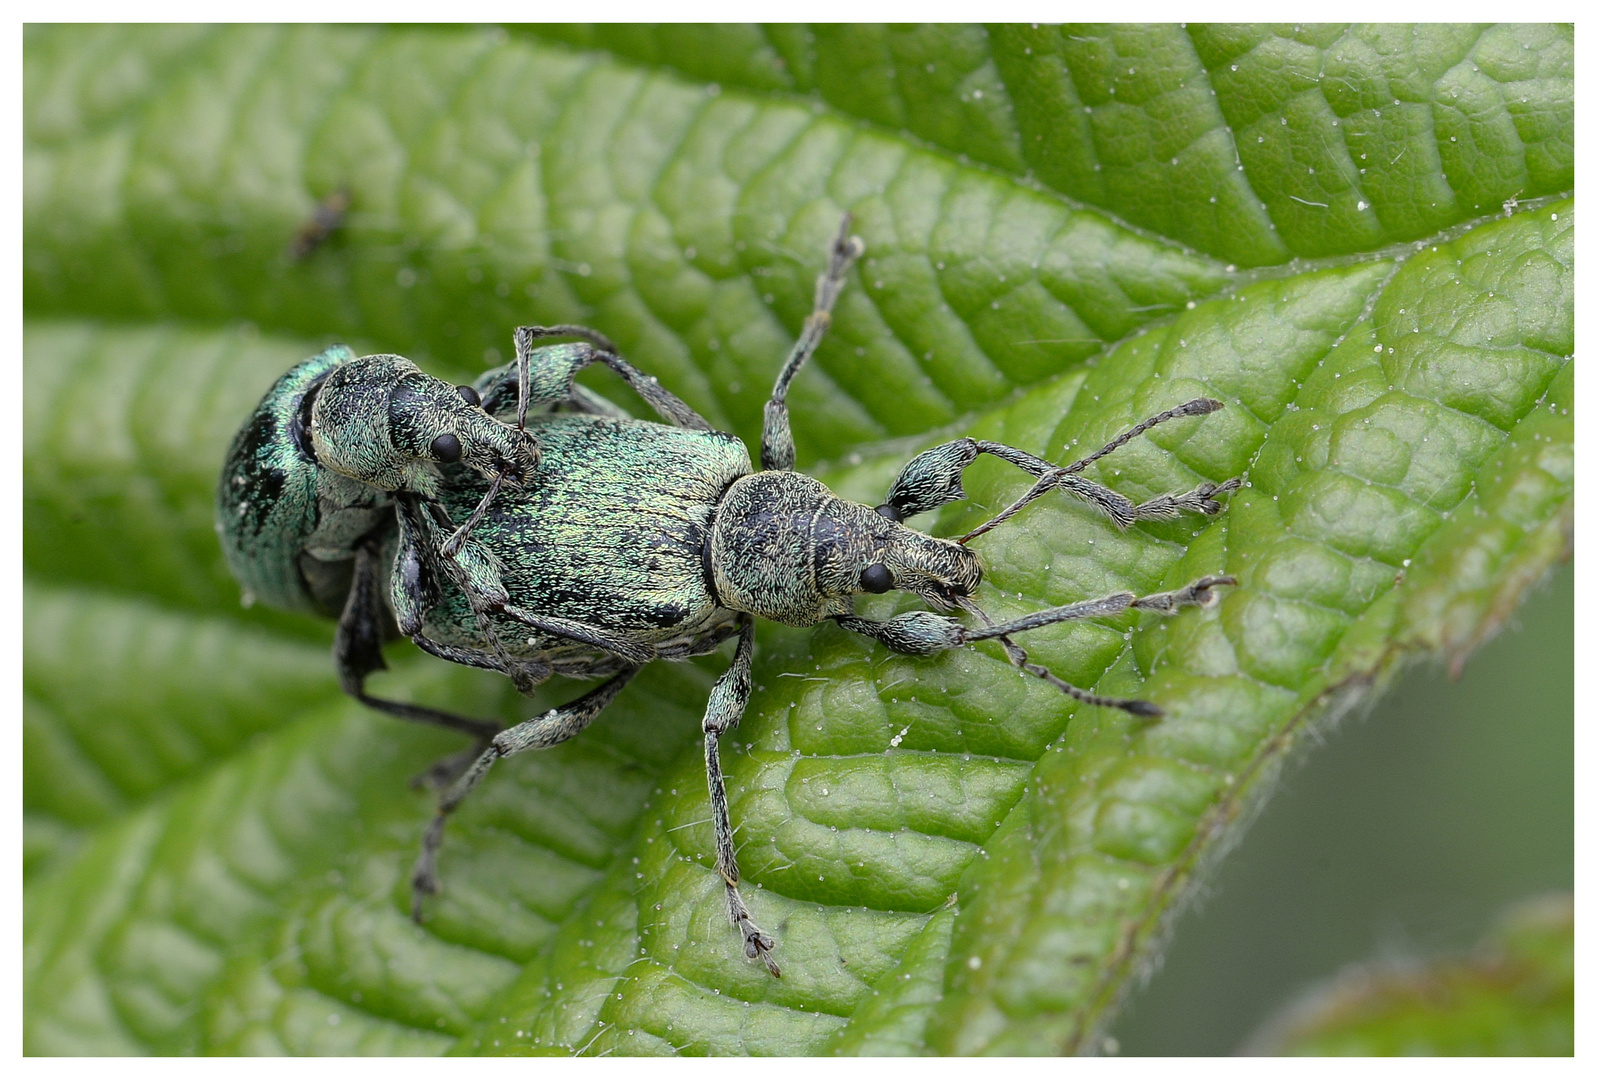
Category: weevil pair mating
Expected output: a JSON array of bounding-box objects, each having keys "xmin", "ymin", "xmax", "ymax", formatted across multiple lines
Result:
[{"xmin": 217, "ymin": 216, "xmax": 1240, "ymax": 977}]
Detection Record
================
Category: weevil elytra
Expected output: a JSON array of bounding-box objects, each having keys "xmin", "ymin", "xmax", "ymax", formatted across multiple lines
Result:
[{"xmin": 216, "ymin": 216, "xmax": 1240, "ymax": 977}]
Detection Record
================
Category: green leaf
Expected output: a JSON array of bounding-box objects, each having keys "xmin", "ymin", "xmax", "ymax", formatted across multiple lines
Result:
[
  {"xmin": 24, "ymin": 24, "xmax": 1571, "ymax": 1055},
  {"xmin": 1243, "ymin": 894, "xmax": 1573, "ymax": 1055}
]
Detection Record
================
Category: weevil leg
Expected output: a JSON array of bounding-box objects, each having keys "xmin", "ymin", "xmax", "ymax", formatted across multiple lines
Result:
[
  {"xmin": 472, "ymin": 339, "xmax": 632, "ymax": 422},
  {"xmin": 698, "ymin": 618, "xmax": 779, "ymax": 976},
  {"xmin": 477, "ymin": 328, "xmax": 714, "ymax": 432},
  {"xmin": 876, "ymin": 398, "xmax": 1241, "ymax": 539},
  {"xmin": 838, "ymin": 575, "xmax": 1236, "ymax": 718},
  {"xmin": 335, "ymin": 540, "xmax": 503, "ymax": 740},
  {"xmin": 960, "ymin": 575, "xmax": 1237, "ymax": 640},
  {"xmin": 963, "ymin": 472, "xmax": 1242, "ymax": 544},
  {"xmin": 407, "ymin": 631, "xmax": 552, "ymax": 687},
  {"xmin": 496, "ymin": 606, "xmax": 658, "ymax": 667},
  {"xmin": 760, "ymin": 215, "xmax": 866, "ymax": 471},
  {"xmin": 410, "ymin": 666, "xmax": 640, "ymax": 921},
  {"xmin": 392, "ymin": 495, "xmax": 552, "ymax": 696}
]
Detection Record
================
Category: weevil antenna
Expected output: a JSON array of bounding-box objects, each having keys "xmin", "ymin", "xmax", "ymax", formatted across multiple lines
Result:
[
  {"xmin": 1059, "ymin": 396, "xmax": 1225, "ymax": 475},
  {"xmin": 953, "ymin": 594, "xmax": 1161, "ymax": 716},
  {"xmin": 952, "ymin": 593, "xmax": 990, "ymax": 623},
  {"xmin": 441, "ymin": 472, "xmax": 505, "ymax": 558},
  {"xmin": 957, "ymin": 397, "xmax": 1227, "ymax": 544}
]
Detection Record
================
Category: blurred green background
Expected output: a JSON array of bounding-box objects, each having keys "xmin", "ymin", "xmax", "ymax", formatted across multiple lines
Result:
[{"xmin": 1112, "ymin": 561, "xmax": 1573, "ymax": 1054}]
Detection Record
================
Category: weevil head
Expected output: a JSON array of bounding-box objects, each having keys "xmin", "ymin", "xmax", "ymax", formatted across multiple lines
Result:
[
  {"xmin": 308, "ymin": 354, "xmax": 539, "ymax": 496},
  {"xmin": 709, "ymin": 471, "xmax": 982, "ymax": 626}
]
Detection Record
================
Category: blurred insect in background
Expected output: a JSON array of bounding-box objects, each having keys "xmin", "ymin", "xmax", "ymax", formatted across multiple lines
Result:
[{"xmin": 287, "ymin": 186, "xmax": 351, "ymax": 261}]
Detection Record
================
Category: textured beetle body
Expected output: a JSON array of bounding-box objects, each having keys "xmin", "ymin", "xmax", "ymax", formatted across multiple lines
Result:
[
  {"xmin": 217, "ymin": 345, "xmax": 390, "ymax": 615},
  {"xmin": 708, "ymin": 470, "xmax": 981, "ymax": 626},
  {"xmin": 416, "ymin": 410, "xmax": 751, "ymax": 675},
  {"xmin": 218, "ymin": 345, "xmax": 539, "ymax": 617},
  {"xmin": 217, "ymin": 216, "xmax": 1242, "ymax": 978}
]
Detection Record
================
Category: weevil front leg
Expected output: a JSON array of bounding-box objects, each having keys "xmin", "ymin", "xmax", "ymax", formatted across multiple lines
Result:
[
  {"xmin": 393, "ymin": 495, "xmax": 551, "ymax": 695},
  {"xmin": 472, "ymin": 323, "xmax": 624, "ymax": 416},
  {"xmin": 836, "ymin": 574, "xmax": 1236, "ymax": 717},
  {"xmin": 878, "ymin": 398, "xmax": 1241, "ymax": 538},
  {"xmin": 698, "ymin": 618, "xmax": 779, "ymax": 975},
  {"xmin": 470, "ymin": 326, "xmax": 713, "ymax": 432},
  {"xmin": 410, "ymin": 667, "xmax": 640, "ymax": 920},
  {"xmin": 761, "ymin": 215, "xmax": 866, "ymax": 471}
]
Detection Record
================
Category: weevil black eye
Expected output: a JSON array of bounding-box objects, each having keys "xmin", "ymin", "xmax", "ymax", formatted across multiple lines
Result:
[
  {"xmin": 860, "ymin": 562, "xmax": 894, "ymax": 593},
  {"xmin": 874, "ymin": 503, "xmax": 903, "ymax": 522},
  {"xmin": 431, "ymin": 432, "xmax": 463, "ymax": 463},
  {"xmin": 456, "ymin": 384, "xmax": 481, "ymax": 407}
]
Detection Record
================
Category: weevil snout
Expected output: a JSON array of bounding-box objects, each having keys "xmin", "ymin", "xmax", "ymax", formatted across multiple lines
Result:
[{"xmin": 874, "ymin": 525, "xmax": 983, "ymax": 611}]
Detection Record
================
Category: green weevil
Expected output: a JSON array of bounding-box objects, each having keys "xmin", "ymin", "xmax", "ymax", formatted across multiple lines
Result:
[{"xmin": 216, "ymin": 216, "xmax": 1240, "ymax": 977}]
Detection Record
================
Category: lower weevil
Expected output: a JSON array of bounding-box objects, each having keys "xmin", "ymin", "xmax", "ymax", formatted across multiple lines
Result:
[{"xmin": 218, "ymin": 215, "xmax": 1240, "ymax": 977}]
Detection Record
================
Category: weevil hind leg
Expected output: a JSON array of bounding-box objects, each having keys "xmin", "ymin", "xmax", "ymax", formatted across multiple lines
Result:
[
  {"xmin": 410, "ymin": 667, "xmax": 640, "ymax": 921},
  {"xmin": 699, "ymin": 620, "xmax": 779, "ymax": 975},
  {"xmin": 760, "ymin": 215, "xmax": 865, "ymax": 472},
  {"xmin": 335, "ymin": 540, "xmax": 505, "ymax": 740}
]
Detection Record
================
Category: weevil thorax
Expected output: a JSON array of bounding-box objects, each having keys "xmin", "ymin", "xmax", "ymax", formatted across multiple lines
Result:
[
  {"xmin": 709, "ymin": 471, "xmax": 982, "ymax": 627},
  {"xmin": 309, "ymin": 354, "xmax": 538, "ymax": 498}
]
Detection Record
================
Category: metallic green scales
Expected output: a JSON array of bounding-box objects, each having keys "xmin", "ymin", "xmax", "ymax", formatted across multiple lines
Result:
[
  {"xmin": 216, "ymin": 345, "xmax": 386, "ymax": 615},
  {"xmin": 424, "ymin": 413, "xmax": 749, "ymax": 668}
]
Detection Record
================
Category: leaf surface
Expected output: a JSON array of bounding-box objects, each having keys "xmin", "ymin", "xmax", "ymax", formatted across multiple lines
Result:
[{"xmin": 23, "ymin": 23, "xmax": 1572, "ymax": 1055}]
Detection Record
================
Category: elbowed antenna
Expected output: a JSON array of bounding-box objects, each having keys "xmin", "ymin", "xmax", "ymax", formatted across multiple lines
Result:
[
  {"xmin": 959, "ymin": 397, "xmax": 1232, "ymax": 544},
  {"xmin": 953, "ymin": 574, "xmax": 1236, "ymax": 716}
]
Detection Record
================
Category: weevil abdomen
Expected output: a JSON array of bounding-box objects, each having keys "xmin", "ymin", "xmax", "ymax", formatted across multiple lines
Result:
[{"xmin": 216, "ymin": 345, "xmax": 391, "ymax": 615}]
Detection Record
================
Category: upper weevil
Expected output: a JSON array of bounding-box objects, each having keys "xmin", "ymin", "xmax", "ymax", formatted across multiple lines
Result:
[{"xmin": 216, "ymin": 215, "xmax": 1240, "ymax": 977}]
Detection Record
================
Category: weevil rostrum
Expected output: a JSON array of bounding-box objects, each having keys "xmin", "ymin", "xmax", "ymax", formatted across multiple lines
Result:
[{"xmin": 216, "ymin": 216, "xmax": 1240, "ymax": 977}]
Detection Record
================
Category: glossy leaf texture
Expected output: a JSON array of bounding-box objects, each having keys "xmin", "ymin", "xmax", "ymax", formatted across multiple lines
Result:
[{"xmin": 23, "ymin": 24, "xmax": 1572, "ymax": 1055}]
